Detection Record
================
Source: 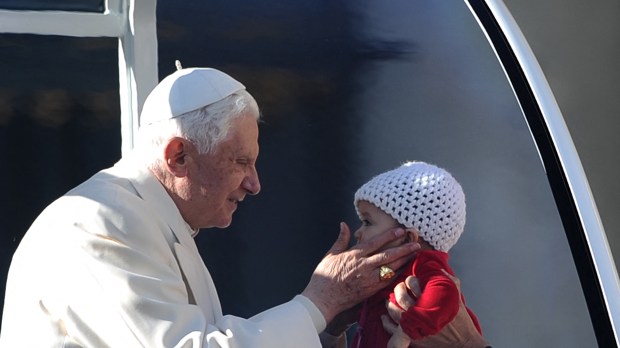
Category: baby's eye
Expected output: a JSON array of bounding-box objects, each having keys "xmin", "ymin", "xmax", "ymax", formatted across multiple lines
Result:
[{"xmin": 361, "ymin": 219, "xmax": 371, "ymax": 227}]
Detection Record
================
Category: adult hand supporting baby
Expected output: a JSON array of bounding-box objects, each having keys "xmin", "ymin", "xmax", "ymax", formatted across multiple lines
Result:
[{"xmin": 382, "ymin": 273, "xmax": 491, "ymax": 348}]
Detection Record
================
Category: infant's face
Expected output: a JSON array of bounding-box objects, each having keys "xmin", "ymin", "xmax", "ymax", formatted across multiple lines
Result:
[{"xmin": 354, "ymin": 200, "xmax": 404, "ymax": 251}]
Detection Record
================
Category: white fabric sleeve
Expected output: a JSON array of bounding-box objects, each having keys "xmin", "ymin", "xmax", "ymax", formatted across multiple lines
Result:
[
  {"xmin": 293, "ymin": 294, "xmax": 327, "ymax": 333},
  {"xmin": 202, "ymin": 295, "xmax": 326, "ymax": 347}
]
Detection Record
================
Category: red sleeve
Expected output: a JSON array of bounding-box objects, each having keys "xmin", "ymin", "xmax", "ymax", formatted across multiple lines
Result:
[{"xmin": 397, "ymin": 253, "xmax": 460, "ymax": 340}]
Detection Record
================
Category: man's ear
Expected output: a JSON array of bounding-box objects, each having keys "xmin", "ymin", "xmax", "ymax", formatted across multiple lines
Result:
[{"xmin": 163, "ymin": 137, "xmax": 190, "ymax": 177}]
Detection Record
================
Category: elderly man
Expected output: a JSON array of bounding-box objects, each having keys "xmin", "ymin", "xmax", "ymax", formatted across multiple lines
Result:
[{"xmin": 0, "ymin": 67, "xmax": 421, "ymax": 347}]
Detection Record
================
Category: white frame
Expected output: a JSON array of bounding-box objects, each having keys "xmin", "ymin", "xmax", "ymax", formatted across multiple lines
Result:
[
  {"xmin": 0, "ymin": 0, "xmax": 158, "ymax": 155},
  {"xmin": 467, "ymin": 0, "xmax": 620, "ymax": 344}
]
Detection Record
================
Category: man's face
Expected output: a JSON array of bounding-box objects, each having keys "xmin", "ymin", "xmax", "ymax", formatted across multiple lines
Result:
[{"xmin": 184, "ymin": 113, "xmax": 261, "ymax": 229}]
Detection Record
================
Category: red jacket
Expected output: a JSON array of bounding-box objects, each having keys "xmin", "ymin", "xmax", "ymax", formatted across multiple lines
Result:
[{"xmin": 352, "ymin": 250, "xmax": 481, "ymax": 347}]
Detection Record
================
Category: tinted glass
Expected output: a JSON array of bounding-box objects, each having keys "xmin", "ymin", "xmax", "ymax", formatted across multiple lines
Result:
[
  {"xmin": 0, "ymin": 34, "xmax": 120, "ymax": 313},
  {"xmin": 0, "ymin": 0, "xmax": 104, "ymax": 12},
  {"xmin": 155, "ymin": 0, "xmax": 597, "ymax": 346}
]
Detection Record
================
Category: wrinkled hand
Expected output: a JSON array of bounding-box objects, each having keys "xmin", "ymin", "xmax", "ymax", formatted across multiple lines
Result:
[
  {"xmin": 382, "ymin": 273, "xmax": 489, "ymax": 348},
  {"xmin": 302, "ymin": 222, "xmax": 419, "ymax": 323}
]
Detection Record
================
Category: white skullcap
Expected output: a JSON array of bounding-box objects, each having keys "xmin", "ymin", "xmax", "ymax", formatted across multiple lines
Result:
[
  {"xmin": 139, "ymin": 67, "xmax": 246, "ymax": 126},
  {"xmin": 354, "ymin": 161, "xmax": 466, "ymax": 252}
]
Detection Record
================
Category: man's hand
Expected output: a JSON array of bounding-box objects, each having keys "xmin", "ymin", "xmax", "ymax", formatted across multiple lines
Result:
[
  {"xmin": 302, "ymin": 222, "xmax": 419, "ymax": 323},
  {"xmin": 382, "ymin": 272, "xmax": 490, "ymax": 348}
]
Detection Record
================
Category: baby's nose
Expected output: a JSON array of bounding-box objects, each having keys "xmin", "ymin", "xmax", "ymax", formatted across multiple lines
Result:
[{"xmin": 353, "ymin": 229, "xmax": 362, "ymax": 243}]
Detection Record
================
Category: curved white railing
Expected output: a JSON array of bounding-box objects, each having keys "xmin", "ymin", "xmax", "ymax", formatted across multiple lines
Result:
[{"xmin": 466, "ymin": 0, "xmax": 620, "ymax": 344}]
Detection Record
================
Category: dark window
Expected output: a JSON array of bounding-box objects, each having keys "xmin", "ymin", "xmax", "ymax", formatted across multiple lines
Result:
[
  {"xmin": 0, "ymin": 0, "xmax": 104, "ymax": 13},
  {"xmin": 0, "ymin": 34, "xmax": 120, "ymax": 311},
  {"xmin": 154, "ymin": 1, "xmax": 599, "ymax": 346}
]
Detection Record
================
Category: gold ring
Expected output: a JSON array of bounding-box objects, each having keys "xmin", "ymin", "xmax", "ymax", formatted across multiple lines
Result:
[{"xmin": 379, "ymin": 265, "xmax": 395, "ymax": 282}]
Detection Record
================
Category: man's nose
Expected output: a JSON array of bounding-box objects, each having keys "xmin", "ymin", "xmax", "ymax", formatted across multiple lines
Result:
[{"xmin": 242, "ymin": 167, "xmax": 261, "ymax": 195}]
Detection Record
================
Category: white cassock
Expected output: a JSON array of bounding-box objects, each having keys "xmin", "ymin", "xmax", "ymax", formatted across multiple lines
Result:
[{"xmin": 0, "ymin": 158, "xmax": 325, "ymax": 347}]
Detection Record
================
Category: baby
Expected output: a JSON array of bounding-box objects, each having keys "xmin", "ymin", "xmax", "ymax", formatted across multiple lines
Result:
[{"xmin": 351, "ymin": 161, "xmax": 482, "ymax": 348}]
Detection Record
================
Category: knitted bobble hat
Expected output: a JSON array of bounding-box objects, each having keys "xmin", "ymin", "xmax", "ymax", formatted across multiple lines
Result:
[{"xmin": 354, "ymin": 161, "xmax": 466, "ymax": 252}]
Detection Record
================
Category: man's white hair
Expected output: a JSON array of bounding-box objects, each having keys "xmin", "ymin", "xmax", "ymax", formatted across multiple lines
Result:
[{"xmin": 134, "ymin": 89, "xmax": 260, "ymax": 169}]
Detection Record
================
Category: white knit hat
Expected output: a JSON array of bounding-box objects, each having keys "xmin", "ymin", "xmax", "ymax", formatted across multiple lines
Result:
[
  {"xmin": 354, "ymin": 161, "xmax": 466, "ymax": 252},
  {"xmin": 139, "ymin": 67, "xmax": 246, "ymax": 127}
]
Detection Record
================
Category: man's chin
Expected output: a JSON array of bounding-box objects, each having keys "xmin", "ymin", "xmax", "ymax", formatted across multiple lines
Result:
[
  {"xmin": 202, "ymin": 209, "xmax": 235, "ymax": 229},
  {"xmin": 213, "ymin": 215, "xmax": 233, "ymax": 229}
]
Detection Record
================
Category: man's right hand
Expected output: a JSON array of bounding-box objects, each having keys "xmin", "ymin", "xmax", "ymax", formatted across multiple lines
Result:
[{"xmin": 302, "ymin": 222, "xmax": 419, "ymax": 323}]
